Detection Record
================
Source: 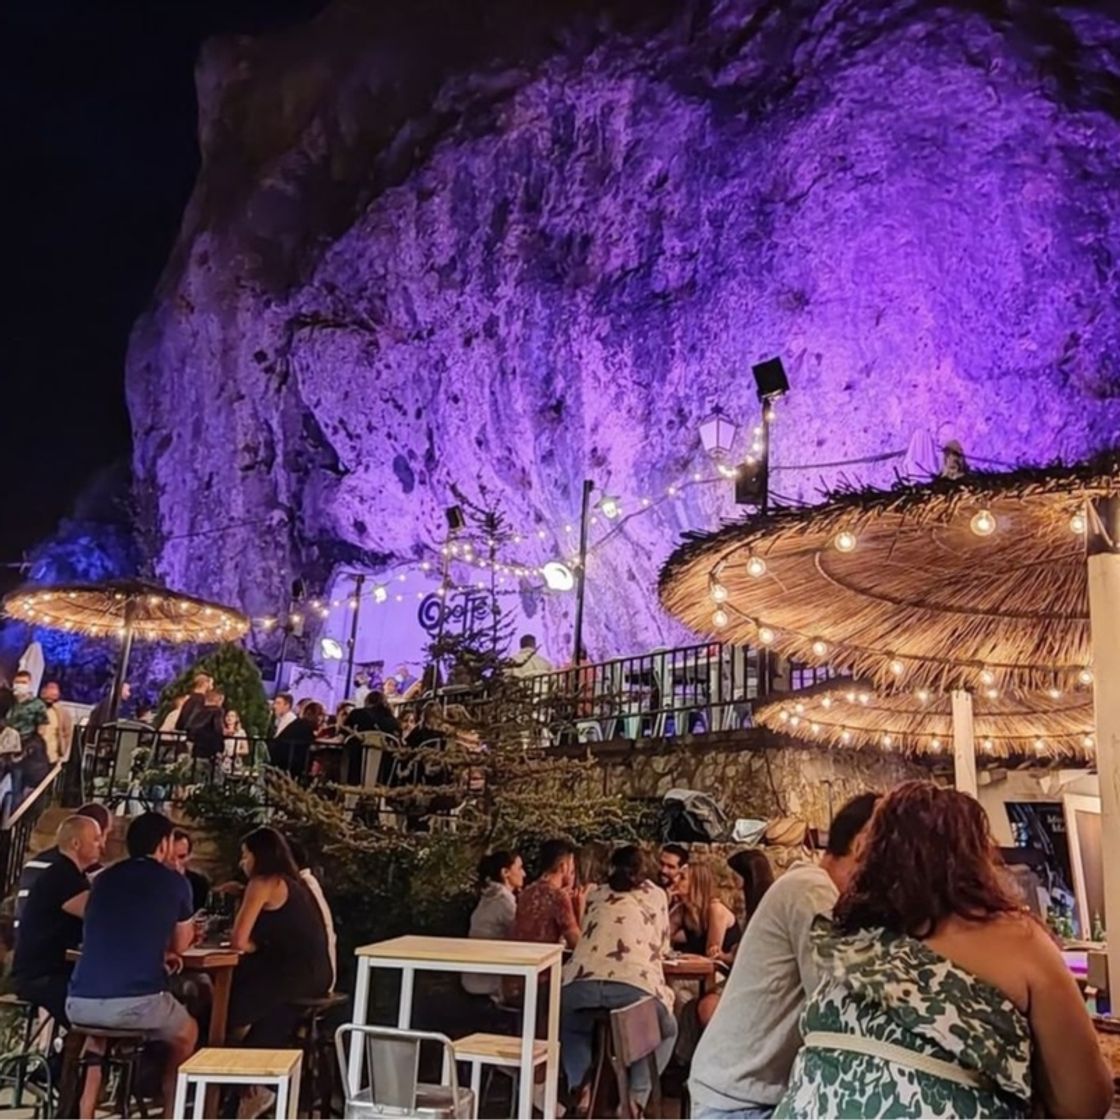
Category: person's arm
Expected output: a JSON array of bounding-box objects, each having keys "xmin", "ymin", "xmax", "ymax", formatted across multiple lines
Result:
[
  {"xmin": 61, "ymin": 889, "xmax": 90, "ymax": 918},
  {"xmin": 1024, "ymin": 921, "xmax": 1112, "ymax": 1118},
  {"xmin": 170, "ymin": 918, "xmax": 194, "ymax": 954},
  {"xmin": 790, "ymin": 886, "xmax": 831, "ymax": 999},
  {"xmin": 705, "ymin": 900, "xmax": 736, "ymax": 959},
  {"xmin": 558, "ymin": 890, "xmax": 582, "ymax": 949},
  {"xmin": 230, "ymin": 877, "xmax": 271, "ymax": 953}
]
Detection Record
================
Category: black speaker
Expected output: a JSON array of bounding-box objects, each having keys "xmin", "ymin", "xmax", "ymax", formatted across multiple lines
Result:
[
  {"xmin": 751, "ymin": 357, "xmax": 789, "ymax": 399},
  {"xmin": 445, "ymin": 505, "xmax": 465, "ymax": 531},
  {"xmin": 735, "ymin": 458, "xmax": 768, "ymax": 505}
]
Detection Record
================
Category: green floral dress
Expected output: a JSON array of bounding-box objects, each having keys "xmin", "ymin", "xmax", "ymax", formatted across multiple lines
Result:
[{"xmin": 774, "ymin": 923, "xmax": 1032, "ymax": 1118}]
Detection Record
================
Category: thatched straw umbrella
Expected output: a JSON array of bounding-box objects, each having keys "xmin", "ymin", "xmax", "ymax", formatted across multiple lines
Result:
[
  {"xmin": 2, "ymin": 579, "xmax": 249, "ymax": 719},
  {"xmin": 755, "ymin": 678, "xmax": 1095, "ymax": 764}
]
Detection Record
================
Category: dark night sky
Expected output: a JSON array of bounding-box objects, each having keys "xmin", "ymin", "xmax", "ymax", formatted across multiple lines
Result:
[{"xmin": 2, "ymin": 0, "xmax": 325, "ymax": 577}]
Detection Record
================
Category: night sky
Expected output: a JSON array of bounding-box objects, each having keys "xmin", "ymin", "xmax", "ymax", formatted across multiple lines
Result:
[{"xmin": 2, "ymin": 0, "xmax": 325, "ymax": 580}]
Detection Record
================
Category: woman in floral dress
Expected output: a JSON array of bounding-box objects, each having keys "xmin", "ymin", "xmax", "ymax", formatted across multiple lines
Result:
[{"xmin": 776, "ymin": 781, "xmax": 1111, "ymax": 1119}]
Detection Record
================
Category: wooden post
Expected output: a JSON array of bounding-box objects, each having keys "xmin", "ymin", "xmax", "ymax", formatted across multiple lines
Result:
[
  {"xmin": 951, "ymin": 688, "xmax": 978, "ymax": 797},
  {"xmin": 1088, "ymin": 495, "xmax": 1120, "ymax": 993}
]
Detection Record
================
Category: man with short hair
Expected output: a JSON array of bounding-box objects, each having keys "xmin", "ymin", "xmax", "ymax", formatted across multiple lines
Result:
[
  {"xmin": 39, "ymin": 681, "xmax": 74, "ymax": 764},
  {"xmin": 7, "ymin": 671, "xmax": 47, "ymax": 741},
  {"xmin": 13, "ymin": 815, "xmax": 102, "ymax": 1025},
  {"xmin": 271, "ymin": 692, "xmax": 296, "ymax": 737},
  {"xmin": 168, "ymin": 829, "xmax": 211, "ymax": 913},
  {"xmin": 67, "ymin": 811, "xmax": 198, "ymax": 1120},
  {"xmin": 658, "ymin": 843, "xmax": 689, "ymax": 891},
  {"xmin": 509, "ymin": 634, "xmax": 551, "ymax": 678},
  {"xmin": 511, "ymin": 838, "xmax": 585, "ymax": 949},
  {"xmin": 689, "ymin": 793, "xmax": 881, "ymax": 1119},
  {"xmin": 269, "ymin": 693, "xmax": 315, "ymax": 775},
  {"xmin": 175, "ymin": 673, "xmax": 213, "ymax": 732}
]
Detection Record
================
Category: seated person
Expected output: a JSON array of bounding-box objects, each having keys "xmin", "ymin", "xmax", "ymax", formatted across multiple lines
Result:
[
  {"xmin": 169, "ymin": 829, "xmax": 211, "ymax": 914},
  {"xmin": 67, "ymin": 812, "xmax": 198, "ymax": 1120},
  {"xmin": 511, "ymin": 839, "xmax": 584, "ymax": 949},
  {"xmin": 561, "ymin": 846, "xmax": 677, "ymax": 1116},
  {"xmin": 673, "ymin": 858, "xmax": 741, "ymax": 963},
  {"xmin": 289, "ymin": 838, "xmax": 338, "ymax": 991},
  {"xmin": 13, "ymin": 815, "xmax": 101, "ymax": 1026},
  {"xmin": 268, "ymin": 693, "xmax": 316, "ymax": 776},
  {"xmin": 463, "ymin": 851, "xmax": 525, "ymax": 1000},
  {"xmin": 344, "ymin": 691, "xmax": 402, "ymax": 737}
]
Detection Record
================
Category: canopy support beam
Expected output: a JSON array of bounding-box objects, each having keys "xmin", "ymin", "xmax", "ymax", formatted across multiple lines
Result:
[
  {"xmin": 951, "ymin": 688, "xmax": 977, "ymax": 798},
  {"xmin": 1088, "ymin": 495, "xmax": 1120, "ymax": 993}
]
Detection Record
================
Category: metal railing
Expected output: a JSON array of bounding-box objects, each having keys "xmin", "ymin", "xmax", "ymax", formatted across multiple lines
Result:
[{"xmin": 0, "ymin": 761, "xmax": 65, "ymax": 899}]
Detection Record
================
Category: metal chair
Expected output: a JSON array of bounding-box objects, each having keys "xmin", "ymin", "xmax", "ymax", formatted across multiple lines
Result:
[{"xmin": 335, "ymin": 1023, "xmax": 474, "ymax": 1119}]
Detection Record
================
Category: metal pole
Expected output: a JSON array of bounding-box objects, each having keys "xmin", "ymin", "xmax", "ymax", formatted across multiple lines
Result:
[
  {"xmin": 1088, "ymin": 495, "xmax": 1120, "ymax": 991},
  {"xmin": 108, "ymin": 600, "xmax": 135, "ymax": 722},
  {"xmin": 759, "ymin": 398, "xmax": 774, "ymax": 689},
  {"xmin": 345, "ymin": 573, "xmax": 366, "ymax": 701},
  {"xmin": 572, "ymin": 479, "xmax": 594, "ymax": 665},
  {"xmin": 951, "ymin": 688, "xmax": 978, "ymax": 797}
]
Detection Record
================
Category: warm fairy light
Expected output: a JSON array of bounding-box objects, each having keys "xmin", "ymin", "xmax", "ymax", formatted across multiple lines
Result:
[
  {"xmin": 290, "ymin": 613, "xmax": 303, "ymax": 624},
  {"xmin": 821, "ymin": 696, "xmax": 833, "ymax": 709},
  {"xmin": 712, "ymin": 608, "xmax": 729, "ymax": 629},
  {"xmin": 930, "ymin": 738, "xmax": 941, "ymax": 751},
  {"xmin": 858, "ymin": 692, "xmax": 871, "ymax": 705},
  {"xmin": 710, "ymin": 581, "xmax": 729, "ymax": 604},
  {"xmin": 846, "ymin": 690, "xmax": 857, "ymax": 703},
  {"xmin": 746, "ymin": 555, "xmax": 767, "ymax": 578},
  {"xmin": 758, "ymin": 626, "xmax": 775, "ymax": 646},
  {"xmin": 794, "ymin": 702, "xmax": 805, "ymax": 715},
  {"xmin": 1047, "ymin": 687, "xmax": 1062, "ymax": 700},
  {"xmin": 1079, "ymin": 668, "xmax": 1094, "ymax": 685},
  {"xmin": 882, "ymin": 734, "xmax": 893, "ymax": 747},
  {"xmin": 970, "ymin": 509, "xmax": 996, "ymax": 537},
  {"xmin": 840, "ymin": 730, "xmax": 852, "ymax": 744},
  {"xmin": 1084, "ymin": 735, "xmax": 1095, "ymax": 749},
  {"xmin": 372, "ymin": 585, "xmax": 388, "ymax": 604},
  {"xmin": 834, "ymin": 531, "xmax": 857, "ymax": 553},
  {"xmin": 348, "ymin": 598, "xmax": 358, "ymax": 610},
  {"xmin": 1070, "ymin": 511, "xmax": 1087, "ymax": 535},
  {"xmin": 916, "ymin": 689, "xmax": 930, "ymax": 705},
  {"xmin": 888, "ymin": 659, "xmax": 905, "ymax": 677},
  {"xmin": 789, "ymin": 715, "xmax": 801, "ymax": 728},
  {"xmin": 985, "ymin": 688, "xmax": 999, "ymax": 700},
  {"xmin": 979, "ymin": 668, "xmax": 995, "ymax": 687},
  {"xmin": 810, "ymin": 722, "xmax": 820, "ymax": 733},
  {"xmin": 982, "ymin": 738, "xmax": 994, "ymax": 752},
  {"xmin": 779, "ymin": 710, "xmax": 791, "ymax": 723},
  {"xmin": 811, "ymin": 639, "xmax": 828, "ymax": 658},
  {"xmin": 1034, "ymin": 738, "xmax": 1045, "ymax": 753}
]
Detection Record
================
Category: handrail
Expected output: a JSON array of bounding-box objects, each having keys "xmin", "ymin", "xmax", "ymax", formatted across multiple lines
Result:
[{"xmin": 4, "ymin": 761, "xmax": 64, "ymax": 830}]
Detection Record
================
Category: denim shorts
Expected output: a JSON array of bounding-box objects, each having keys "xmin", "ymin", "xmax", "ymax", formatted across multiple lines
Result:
[{"xmin": 66, "ymin": 992, "xmax": 191, "ymax": 1042}]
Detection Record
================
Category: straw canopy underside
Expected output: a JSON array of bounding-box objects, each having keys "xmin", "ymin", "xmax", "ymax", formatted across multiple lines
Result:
[
  {"xmin": 659, "ymin": 459, "xmax": 1120, "ymax": 693},
  {"xmin": 2, "ymin": 580, "xmax": 249, "ymax": 644},
  {"xmin": 755, "ymin": 679, "xmax": 1095, "ymax": 762}
]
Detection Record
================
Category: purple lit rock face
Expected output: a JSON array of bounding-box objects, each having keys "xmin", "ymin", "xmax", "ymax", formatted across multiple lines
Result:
[{"xmin": 127, "ymin": 0, "xmax": 1120, "ymax": 664}]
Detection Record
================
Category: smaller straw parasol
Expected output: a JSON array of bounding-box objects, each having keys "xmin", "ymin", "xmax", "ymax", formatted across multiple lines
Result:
[{"xmin": 755, "ymin": 678, "xmax": 1096, "ymax": 763}]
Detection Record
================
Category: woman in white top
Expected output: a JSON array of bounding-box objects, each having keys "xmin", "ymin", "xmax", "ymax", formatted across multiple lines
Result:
[
  {"xmin": 561, "ymin": 845, "xmax": 677, "ymax": 1115},
  {"xmin": 222, "ymin": 709, "xmax": 247, "ymax": 773},
  {"xmin": 462, "ymin": 850, "xmax": 525, "ymax": 998}
]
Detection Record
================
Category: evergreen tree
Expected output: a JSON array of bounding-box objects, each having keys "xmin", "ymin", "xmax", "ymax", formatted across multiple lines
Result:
[{"xmin": 156, "ymin": 642, "xmax": 270, "ymax": 736}]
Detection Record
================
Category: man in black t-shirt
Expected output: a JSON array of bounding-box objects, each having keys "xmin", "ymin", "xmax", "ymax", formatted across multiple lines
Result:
[{"xmin": 13, "ymin": 815, "xmax": 102, "ymax": 1025}]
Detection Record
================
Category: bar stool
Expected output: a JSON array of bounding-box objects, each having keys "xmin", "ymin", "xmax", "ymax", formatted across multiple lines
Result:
[
  {"xmin": 172, "ymin": 1047, "xmax": 302, "ymax": 1119},
  {"xmin": 451, "ymin": 1033, "xmax": 550, "ymax": 1120},
  {"xmin": 293, "ymin": 992, "xmax": 349, "ymax": 1116},
  {"xmin": 71, "ymin": 1025, "xmax": 149, "ymax": 1119}
]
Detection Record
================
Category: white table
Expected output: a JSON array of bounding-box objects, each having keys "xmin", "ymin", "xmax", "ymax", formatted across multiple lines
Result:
[{"xmin": 349, "ymin": 935, "xmax": 563, "ymax": 1118}]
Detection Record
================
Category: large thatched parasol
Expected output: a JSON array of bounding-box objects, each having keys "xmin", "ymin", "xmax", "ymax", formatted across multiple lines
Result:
[
  {"xmin": 755, "ymin": 678, "xmax": 1095, "ymax": 763},
  {"xmin": 3, "ymin": 579, "xmax": 249, "ymax": 718},
  {"xmin": 659, "ymin": 458, "xmax": 1120, "ymax": 694}
]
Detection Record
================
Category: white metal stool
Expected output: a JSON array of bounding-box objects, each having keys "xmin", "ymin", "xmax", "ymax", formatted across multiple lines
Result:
[
  {"xmin": 172, "ymin": 1047, "xmax": 302, "ymax": 1119},
  {"xmin": 451, "ymin": 1033, "xmax": 551, "ymax": 1120}
]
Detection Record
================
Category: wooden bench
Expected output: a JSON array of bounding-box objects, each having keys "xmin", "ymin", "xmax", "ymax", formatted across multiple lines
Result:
[{"xmin": 172, "ymin": 1047, "xmax": 302, "ymax": 1119}]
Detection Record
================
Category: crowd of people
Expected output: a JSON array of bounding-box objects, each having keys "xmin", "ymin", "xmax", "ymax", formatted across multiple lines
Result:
[
  {"xmin": 11, "ymin": 808, "xmax": 334, "ymax": 1119},
  {"xmin": 0, "ymin": 671, "xmax": 75, "ymax": 811},
  {"xmin": 460, "ymin": 781, "xmax": 1114, "ymax": 1119}
]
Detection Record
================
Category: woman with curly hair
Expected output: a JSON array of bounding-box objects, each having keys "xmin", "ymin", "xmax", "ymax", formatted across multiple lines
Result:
[{"xmin": 776, "ymin": 781, "xmax": 1110, "ymax": 1119}]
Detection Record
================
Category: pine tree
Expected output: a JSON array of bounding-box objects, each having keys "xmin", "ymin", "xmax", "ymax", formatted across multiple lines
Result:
[{"xmin": 156, "ymin": 642, "xmax": 271, "ymax": 736}]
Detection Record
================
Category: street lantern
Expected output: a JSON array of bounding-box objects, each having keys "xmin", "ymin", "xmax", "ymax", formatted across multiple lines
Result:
[{"xmin": 699, "ymin": 406, "xmax": 739, "ymax": 461}]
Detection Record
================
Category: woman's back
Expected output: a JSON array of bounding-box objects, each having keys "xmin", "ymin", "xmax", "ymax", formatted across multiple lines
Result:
[{"xmin": 252, "ymin": 875, "xmax": 331, "ymax": 993}]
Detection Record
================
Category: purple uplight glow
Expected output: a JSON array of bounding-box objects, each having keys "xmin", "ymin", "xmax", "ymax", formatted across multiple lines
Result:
[{"xmin": 128, "ymin": 1, "xmax": 1120, "ymax": 664}]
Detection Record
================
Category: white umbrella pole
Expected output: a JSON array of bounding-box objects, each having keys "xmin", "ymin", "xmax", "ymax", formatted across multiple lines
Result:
[
  {"xmin": 951, "ymin": 689, "xmax": 978, "ymax": 797},
  {"xmin": 1088, "ymin": 496, "xmax": 1120, "ymax": 992}
]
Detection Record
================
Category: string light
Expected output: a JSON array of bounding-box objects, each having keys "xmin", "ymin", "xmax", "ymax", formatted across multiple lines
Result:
[
  {"xmin": 709, "ymin": 581, "xmax": 729, "ymax": 604},
  {"xmin": 746, "ymin": 556, "xmax": 767, "ymax": 578},
  {"xmin": 916, "ymin": 689, "xmax": 930, "ymax": 705},
  {"xmin": 811, "ymin": 639, "xmax": 828, "ymax": 658},
  {"xmin": 1034, "ymin": 738, "xmax": 1045, "ymax": 753},
  {"xmin": 930, "ymin": 737, "xmax": 941, "ymax": 751},
  {"xmin": 712, "ymin": 607, "xmax": 729, "ymax": 629},
  {"xmin": 757, "ymin": 626, "xmax": 775, "ymax": 646},
  {"xmin": 969, "ymin": 509, "xmax": 996, "ymax": 537},
  {"xmin": 1079, "ymin": 668, "xmax": 1094, "ymax": 685},
  {"xmin": 1047, "ymin": 687, "xmax": 1062, "ymax": 700},
  {"xmin": 1070, "ymin": 511, "xmax": 1087, "ymax": 535},
  {"xmin": 982, "ymin": 738, "xmax": 994, "ymax": 752},
  {"xmin": 834, "ymin": 531, "xmax": 857, "ymax": 553},
  {"xmin": 888, "ymin": 658, "xmax": 905, "ymax": 678},
  {"xmin": 372, "ymin": 585, "xmax": 388, "ymax": 604},
  {"xmin": 979, "ymin": 668, "xmax": 996, "ymax": 687}
]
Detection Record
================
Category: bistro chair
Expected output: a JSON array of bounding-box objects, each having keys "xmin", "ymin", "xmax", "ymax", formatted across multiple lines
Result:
[
  {"xmin": 608, "ymin": 997, "xmax": 664, "ymax": 1119},
  {"xmin": 334, "ymin": 1024, "xmax": 473, "ymax": 1119}
]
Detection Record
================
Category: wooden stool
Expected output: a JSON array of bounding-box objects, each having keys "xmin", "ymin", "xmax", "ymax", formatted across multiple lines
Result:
[
  {"xmin": 72, "ymin": 1025, "xmax": 149, "ymax": 1119},
  {"xmin": 292, "ymin": 992, "xmax": 348, "ymax": 1116},
  {"xmin": 451, "ymin": 1033, "xmax": 550, "ymax": 1120},
  {"xmin": 172, "ymin": 1048, "xmax": 302, "ymax": 1119}
]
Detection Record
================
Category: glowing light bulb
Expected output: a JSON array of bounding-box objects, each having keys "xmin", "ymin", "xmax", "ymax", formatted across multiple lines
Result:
[
  {"xmin": 1034, "ymin": 738, "xmax": 1045, "ymax": 753},
  {"xmin": 1070, "ymin": 511, "xmax": 1087, "ymax": 535},
  {"xmin": 982, "ymin": 738, "xmax": 994, "ymax": 752},
  {"xmin": 841, "ymin": 730, "xmax": 852, "ymax": 744},
  {"xmin": 746, "ymin": 556, "xmax": 767, "ymax": 578},
  {"xmin": 811, "ymin": 639, "xmax": 828, "ymax": 658},
  {"xmin": 789, "ymin": 716, "xmax": 801, "ymax": 728},
  {"xmin": 979, "ymin": 668, "xmax": 995, "ymax": 687},
  {"xmin": 821, "ymin": 696, "xmax": 833, "ymax": 709},
  {"xmin": 794, "ymin": 703, "xmax": 805, "ymax": 715},
  {"xmin": 916, "ymin": 689, "xmax": 930, "ymax": 705},
  {"xmin": 888, "ymin": 659, "xmax": 905, "ymax": 677},
  {"xmin": 1079, "ymin": 668, "xmax": 1094, "ymax": 685},
  {"xmin": 710, "ymin": 582, "xmax": 729, "ymax": 604},
  {"xmin": 970, "ymin": 509, "xmax": 996, "ymax": 537},
  {"xmin": 779, "ymin": 710, "xmax": 791, "ymax": 723},
  {"xmin": 858, "ymin": 692, "xmax": 871, "ymax": 705},
  {"xmin": 835, "ymin": 531, "xmax": 857, "ymax": 553},
  {"xmin": 985, "ymin": 688, "xmax": 999, "ymax": 700},
  {"xmin": 882, "ymin": 734, "xmax": 893, "ymax": 747},
  {"xmin": 373, "ymin": 585, "xmax": 388, "ymax": 604},
  {"xmin": 1047, "ymin": 687, "xmax": 1062, "ymax": 700},
  {"xmin": 758, "ymin": 626, "xmax": 775, "ymax": 646},
  {"xmin": 712, "ymin": 608, "xmax": 729, "ymax": 629},
  {"xmin": 810, "ymin": 722, "xmax": 820, "ymax": 733},
  {"xmin": 930, "ymin": 738, "xmax": 941, "ymax": 751},
  {"xmin": 1084, "ymin": 735, "xmax": 1095, "ymax": 749}
]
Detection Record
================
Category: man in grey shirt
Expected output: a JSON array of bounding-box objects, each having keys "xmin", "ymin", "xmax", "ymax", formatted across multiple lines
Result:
[{"xmin": 690, "ymin": 793, "xmax": 881, "ymax": 1118}]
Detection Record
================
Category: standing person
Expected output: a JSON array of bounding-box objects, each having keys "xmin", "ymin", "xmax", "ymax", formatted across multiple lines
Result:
[
  {"xmin": 509, "ymin": 634, "xmax": 551, "ymax": 678},
  {"xmin": 352, "ymin": 671, "xmax": 370, "ymax": 707},
  {"xmin": 175, "ymin": 674, "xmax": 213, "ymax": 732},
  {"xmin": 561, "ymin": 846, "xmax": 676, "ymax": 1116},
  {"xmin": 776, "ymin": 783, "xmax": 1112, "ymax": 1120},
  {"xmin": 268, "ymin": 693, "xmax": 314, "ymax": 776},
  {"xmin": 271, "ymin": 692, "xmax": 297, "ymax": 737},
  {"xmin": 689, "ymin": 793, "xmax": 880, "ymax": 1120},
  {"xmin": 185, "ymin": 689, "xmax": 225, "ymax": 764},
  {"xmin": 13, "ymin": 815, "xmax": 101, "ymax": 1025},
  {"xmin": 7, "ymin": 671, "xmax": 47, "ymax": 740},
  {"xmin": 159, "ymin": 694, "xmax": 188, "ymax": 735},
  {"xmin": 463, "ymin": 851, "xmax": 525, "ymax": 999},
  {"xmin": 66, "ymin": 811, "xmax": 197, "ymax": 1120},
  {"xmin": 511, "ymin": 839, "xmax": 584, "ymax": 949},
  {"xmin": 228, "ymin": 828, "xmax": 331, "ymax": 1116},
  {"xmin": 39, "ymin": 681, "xmax": 74, "ymax": 764},
  {"xmin": 223, "ymin": 709, "xmax": 248, "ymax": 772},
  {"xmin": 84, "ymin": 682, "xmax": 131, "ymax": 746}
]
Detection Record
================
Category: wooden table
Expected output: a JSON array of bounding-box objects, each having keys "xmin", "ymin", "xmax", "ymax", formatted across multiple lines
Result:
[
  {"xmin": 664, "ymin": 953, "xmax": 719, "ymax": 993},
  {"xmin": 66, "ymin": 945, "xmax": 240, "ymax": 1116},
  {"xmin": 350, "ymin": 935, "xmax": 563, "ymax": 1119}
]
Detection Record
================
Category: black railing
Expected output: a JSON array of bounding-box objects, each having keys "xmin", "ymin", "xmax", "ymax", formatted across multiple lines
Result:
[{"xmin": 0, "ymin": 761, "xmax": 64, "ymax": 899}]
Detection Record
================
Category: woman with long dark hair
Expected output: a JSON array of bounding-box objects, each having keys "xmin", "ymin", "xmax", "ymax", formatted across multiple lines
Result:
[
  {"xmin": 462, "ymin": 851, "xmax": 525, "ymax": 1000},
  {"xmin": 227, "ymin": 828, "xmax": 331, "ymax": 1054},
  {"xmin": 776, "ymin": 781, "xmax": 1111, "ymax": 1119}
]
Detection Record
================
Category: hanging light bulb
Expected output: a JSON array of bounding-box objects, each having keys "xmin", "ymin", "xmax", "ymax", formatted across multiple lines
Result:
[
  {"xmin": 779, "ymin": 710, "xmax": 791, "ymax": 723},
  {"xmin": 712, "ymin": 607, "xmax": 729, "ymax": 629},
  {"xmin": 746, "ymin": 555, "xmax": 767, "ymax": 579},
  {"xmin": 1070, "ymin": 511, "xmax": 1087, "ymax": 535},
  {"xmin": 834, "ymin": 531, "xmax": 857, "ymax": 553},
  {"xmin": 930, "ymin": 737, "xmax": 941, "ymax": 751},
  {"xmin": 1047, "ymin": 687, "xmax": 1062, "ymax": 700},
  {"xmin": 794, "ymin": 702, "xmax": 805, "ymax": 715},
  {"xmin": 982, "ymin": 738, "xmax": 994, "ymax": 752},
  {"xmin": 811, "ymin": 639, "xmax": 828, "ymax": 658},
  {"xmin": 1079, "ymin": 668, "xmax": 1094, "ymax": 686},
  {"xmin": 882, "ymin": 734, "xmax": 893, "ymax": 748},
  {"xmin": 979, "ymin": 668, "xmax": 995, "ymax": 687},
  {"xmin": 809, "ymin": 722, "xmax": 820, "ymax": 734},
  {"xmin": 373, "ymin": 585, "xmax": 388, "ymax": 604},
  {"xmin": 916, "ymin": 689, "xmax": 930, "ymax": 705},
  {"xmin": 789, "ymin": 715, "xmax": 801, "ymax": 728},
  {"xmin": 821, "ymin": 696, "xmax": 833, "ymax": 709},
  {"xmin": 596, "ymin": 495, "xmax": 621, "ymax": 519},
  {"xmin": 970, "ymin": 510, "xmax": 996, "ymax": 537},
  {"xmin": 1083, "ymin": 734, "xmax": 1095, "ymax": 750},
  {"xmin": 1034, "ymin": 738, "xmax": 1045, "ymax": 753},
  {"xmin": 841, "ymin": 729, "xmax": 852, "ymax": 744},
  {"xmin": 757, "ymin": 625, "xmax": 775, "ymax": 646},
  {"xmin": 709, "ymin": 581, "xmax": 729, "ymax": 604},
  {"xmin": 888, "ymin": 658, "xmax": 905, "ymax": 677}
]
